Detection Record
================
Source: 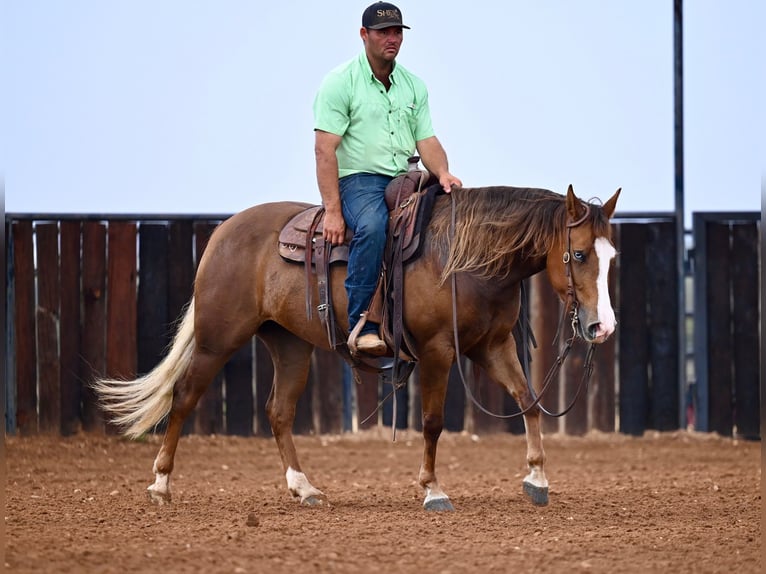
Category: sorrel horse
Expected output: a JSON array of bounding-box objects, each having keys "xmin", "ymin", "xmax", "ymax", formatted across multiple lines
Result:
[{"xmin": 95, "ymin": 184, "xmax": 620, "ymax": 511}]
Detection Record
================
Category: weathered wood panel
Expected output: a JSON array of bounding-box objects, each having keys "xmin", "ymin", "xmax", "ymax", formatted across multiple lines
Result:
[
  {"xmin": 705, "ymin": 222, "xmax": 733, "ymax": 436},
  {"xmin": 81, "ymin": 221, "xmax": 107, "ymax": 431},
  {"xmin": 618, "ymin": 223, "xmax": 649, "ymax": 435},
  {"xmin": 12, "ymin": 221, "xmax": 37, "ymax": 435},
  {"xmin": 168, "ymin": 220, "xmax": 195, "ymax": 435},
  {"xmin": 646, "ymin": 221, "xmax": 679, "ymax": 431},
  {"xmin": 35, "ymin": 223, "xmax": 60, "ymax": 433},
  {"xmin": 254, "ymin": 338, "xmax": 274, "ymax": 436},
  {"xmin": 106, "ymin": 222, "xmax": 138, "ymax": 380},
  {"xmin": 310, "ymin": 348, "xmax": 344, "ymax": 434},
  {"xmin": 356, "ymin": 370, "xmax": 380, "ymax": 430},
  {"xmin": 137, "ymin": 224, "xmax": 170, "ymax": 376},
  {"xmin": 225, "ymin": 339, "xmax": 254, "ymax": 436},
  {"xmin": 562, "ymin": 342, "xmax": 589, "ymax": 436},
  {"xmin": 730, "ymin": 222, "xmax": 759, "ymax": 438},
  {"xmin": 530, "ymin": 272, "xmax": 562, "ymax": 433},
  {"xmin": 59, "ymin": 221, "xmax": 82, "ymax": 435}
]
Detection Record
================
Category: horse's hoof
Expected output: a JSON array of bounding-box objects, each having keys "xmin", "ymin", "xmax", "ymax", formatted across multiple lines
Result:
[
  {"xmin": 424, "ymin": 497, "xmax": 455, "ymax": 512},
  {"xmin": 147, "ymin": 487, "xmax": 171, "ymax": 505},
  {"xmin": 301, "ymin": 495, "xmax": 326, "ymax": 507},
  {"xmin": 523, "ymin": 481, "xmax": 549, "ymax": 506}
]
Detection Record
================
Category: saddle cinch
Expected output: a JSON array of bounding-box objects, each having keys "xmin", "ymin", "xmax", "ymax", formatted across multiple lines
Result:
[{"xmin": 278, "ymin": 159, "xmax": 442, "ymax": 368}]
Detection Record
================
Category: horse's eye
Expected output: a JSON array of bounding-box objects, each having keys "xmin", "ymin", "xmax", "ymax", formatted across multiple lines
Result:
[{"xmin": 573, "ymin": 251, "xmax": 585, "ymax": 262}]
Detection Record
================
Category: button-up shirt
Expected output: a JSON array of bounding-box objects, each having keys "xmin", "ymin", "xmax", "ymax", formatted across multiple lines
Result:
[{"xmin": 313, "ymin": 52, "xmax": 434, "ymax": 178}]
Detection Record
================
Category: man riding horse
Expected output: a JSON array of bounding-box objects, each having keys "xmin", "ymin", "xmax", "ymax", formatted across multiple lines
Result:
[{"xmin": 313, "ymin": 1, "xmax": 462, "ymax": 356}]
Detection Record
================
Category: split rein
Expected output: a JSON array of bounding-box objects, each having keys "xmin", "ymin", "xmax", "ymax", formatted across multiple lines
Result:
[{"xmin": 449, "ymin": 194, "xmax": 597, "ymax": 421}]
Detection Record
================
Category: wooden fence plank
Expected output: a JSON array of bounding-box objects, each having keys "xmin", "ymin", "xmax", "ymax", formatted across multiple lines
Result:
[
  {"xmin": 310, "ymin": 348, "xmax": 343, "ymax": 434},
  {"xmin": 106, "ymin": 221, "xmax": 138, "ymax": 436},
  {"xmin": 530, "ymin": 273, "xmax": 561, "ymax": 433},
  {"xmin": 137, "ymin": 224, "xmax": 170, "ymax": 376},
  {"xmin": 381, "ymin": 369, "xmax": 408, "ymax": 430},
  {"xmin": 706, "ymin": 222, "xmax": 733, "ymax": 436},
  {"xmin": 35, "ymin": 223, "xmax": 61, "ymax": 433},
  {"xmin": 647, "ymin": 221, "xmax": 679, "ymax": 430},
  {"xmin": 12, "ymin": 221, "xmax": 37, "ymax": 435},
  {"xmin": 193, "ymin": 221, "xmax": 224, "ymax": 434},
  {"xmin": 470, "ymin": 366, "xmax": 508, "ymax": 434},
  {"xmin": 254, "ymin": 338, "xmax": 274, "ymax": 436},
  {"xmin": 81, "ymin": 222, "xmax": 107, "ymax": 431},
  {"xmin": 59, "ymin": 221, "xmax": 82, "ymax": 435},
  {"xmin": 168, "ymin": 220, "xmax": 194, "ymax": 321},
  {"xmin": 731, "ymin": 222, "xmax": 759, "ymax": 438},
  {"xmin": 562, "ymin": 342, "xmax": 588, "ymax": 436},
  {"xmin": 356, "ymin": 370, "xmax": 380, "ymax": 430},
  {"xmin": 225, "ymin": 338, "xmax": 254, "ymax": 436},
  {"xmin": 407, "ymin": 368, "xmax": 422, "ymax": 432},
  {"xmin": 168, "ymin": 220, "xmax": 195, "ymax": 435},
  {"xmin": 444, "ymin": 363, "xmax": 466, "ymax": 431},
  {"xmin": 618, "ymin": 223, "xmax": 649, "ymax": 435}
]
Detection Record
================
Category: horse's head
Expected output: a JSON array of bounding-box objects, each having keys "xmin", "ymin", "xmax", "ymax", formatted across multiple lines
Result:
[{"xmin": 547, "ymin": 185, "xmax": 621, "ymax": 344}]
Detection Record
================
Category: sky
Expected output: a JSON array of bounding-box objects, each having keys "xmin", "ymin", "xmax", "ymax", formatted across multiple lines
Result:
[{"xmin": 1, "ymin": 1, "xmax": 763, "ymax": 224}]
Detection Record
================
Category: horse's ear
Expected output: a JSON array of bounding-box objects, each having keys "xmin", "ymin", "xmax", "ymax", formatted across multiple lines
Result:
[
  {"xmin": 602, "ymin": 188, "xmax": 621, "ymax": 219},
  {"xmin": 566, "ymin": 184, "xmax": 587, "ymax": 221}
]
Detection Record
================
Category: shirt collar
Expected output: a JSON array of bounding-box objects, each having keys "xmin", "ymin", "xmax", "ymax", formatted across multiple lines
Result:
[{"xmin": 359, "ymin": 51, "xmax": 398, "ymax": 85}]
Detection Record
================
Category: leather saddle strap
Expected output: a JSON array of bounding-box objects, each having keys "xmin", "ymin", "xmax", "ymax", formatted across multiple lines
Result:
[
  {"xmin": 304, "ymin": 207, "xmax": 326, "ymax": 319},
  {"xmin": 315, "ymin": 239, "xmax": 338, "ymax": 348}
]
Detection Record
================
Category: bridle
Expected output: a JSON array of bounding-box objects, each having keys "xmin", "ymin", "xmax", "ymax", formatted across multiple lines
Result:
[{"xmin": 450, "ymin": 194, "xmax": 598, "ymax": 420}]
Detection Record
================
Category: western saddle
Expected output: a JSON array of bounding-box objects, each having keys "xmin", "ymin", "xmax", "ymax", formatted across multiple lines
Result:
[{"xmin": 278, "ymin": 158, "xmax": 441, "ymax": 372}]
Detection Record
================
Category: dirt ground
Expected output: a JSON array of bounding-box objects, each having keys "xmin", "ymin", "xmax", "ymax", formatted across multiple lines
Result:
[{"xmin": 4, "ymin": 429, "xmax": 762, "ymax": 573}]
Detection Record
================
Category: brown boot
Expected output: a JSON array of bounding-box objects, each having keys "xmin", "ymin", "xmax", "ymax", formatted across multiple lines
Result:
[{"xmin": 355, "ymin": 333, "xmax": 387, "ymax": 356}]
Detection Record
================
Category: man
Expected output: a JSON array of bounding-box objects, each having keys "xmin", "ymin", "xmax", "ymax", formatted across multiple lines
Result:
[{"xmin": 313, "ymin": 2, "xmax": 462, "ymax": 355}]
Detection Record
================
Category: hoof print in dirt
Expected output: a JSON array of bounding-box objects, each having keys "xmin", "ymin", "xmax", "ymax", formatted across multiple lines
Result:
[
  {"xmin": 523, "ymin": 482, "xmax": 549, "ymax": 506},
  {"xmin": 424, "ymin": 498, "xmax": 455, "ymax": 512}
]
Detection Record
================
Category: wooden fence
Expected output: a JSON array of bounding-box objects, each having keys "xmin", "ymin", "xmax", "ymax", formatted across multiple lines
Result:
[
  {"xmin": 691, "ymin": 213, "xmax": 761, "ymax": 439},
  {"xmin": 4, "ymin": 212, "xmax": 760, "ymax": 438}
]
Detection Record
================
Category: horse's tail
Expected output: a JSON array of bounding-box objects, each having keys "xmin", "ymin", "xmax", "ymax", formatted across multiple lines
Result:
[{"xmin": 93, "ymin": 298, "xmax": 196, "ymax": 439}]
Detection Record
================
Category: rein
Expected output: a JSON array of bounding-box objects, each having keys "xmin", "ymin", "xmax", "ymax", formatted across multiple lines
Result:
[{"xmin": 449, "ymin": 193, "xmax": 597, "ymax": 420}]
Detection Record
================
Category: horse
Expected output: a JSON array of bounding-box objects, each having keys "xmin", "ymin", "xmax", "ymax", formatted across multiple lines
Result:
[{"xmin": 94, "ymin": 183, "xmax": 620, "ymax": 511}]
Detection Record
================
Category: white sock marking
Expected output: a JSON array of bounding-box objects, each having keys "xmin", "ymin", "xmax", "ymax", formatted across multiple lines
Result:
[{"xmin": 524, "ymin": 464, "xmax": 548, "ymax": 488}]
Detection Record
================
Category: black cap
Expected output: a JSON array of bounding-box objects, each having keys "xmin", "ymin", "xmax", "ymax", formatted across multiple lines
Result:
[{"xmin": 362, "ymin": 2, "xmax": 410, "ymax": 30}]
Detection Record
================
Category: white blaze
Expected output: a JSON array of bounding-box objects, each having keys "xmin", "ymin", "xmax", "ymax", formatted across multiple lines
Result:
[{"xmin": 594, "ymin": 237, "xmax": 617, "ymax": 339}]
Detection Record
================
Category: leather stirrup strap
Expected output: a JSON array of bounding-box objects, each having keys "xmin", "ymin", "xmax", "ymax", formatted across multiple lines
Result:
[
  {"xmin": 304, "ymin": 207, "xmax": 326, "ymax": 319},
  {"xmin": 314, "ymin": 239, "xmax": 336, "ymax": 347}
]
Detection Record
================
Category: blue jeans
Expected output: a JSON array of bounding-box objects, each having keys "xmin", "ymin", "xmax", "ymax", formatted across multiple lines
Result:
[{"xmin": 339, "ymin": 173, "xmax": 392, "ymax": 335}]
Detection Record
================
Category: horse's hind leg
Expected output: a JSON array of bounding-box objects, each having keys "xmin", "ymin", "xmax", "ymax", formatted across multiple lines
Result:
[
  {"xmin": 148, "ymin": 347, "xmax": 234, "ymax": 504},
  {"xmin": 259, "ymin": 325, "xmax": 326, "ymax": 506},
  {"xmin": 470, "ymin": 332, "xmax": 549, "ymax": 506}
]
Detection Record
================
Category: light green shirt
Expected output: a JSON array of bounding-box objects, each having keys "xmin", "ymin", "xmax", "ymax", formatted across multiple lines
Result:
[{"xmin": 313, "ymin": 52, "xmax": 435, "ymax": 178}]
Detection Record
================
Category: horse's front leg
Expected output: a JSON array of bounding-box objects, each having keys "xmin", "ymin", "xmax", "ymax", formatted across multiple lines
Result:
[
  {"xmin": 417, "ymin": 348, "xmax": 455, "ymax": 511},
  {"xmin": 261, "ymin": 331, "xmax": 327, "ymax": 506},
  {"xmin": 470, "ymin": 332, "xmax": 549, "ymax": 506}
]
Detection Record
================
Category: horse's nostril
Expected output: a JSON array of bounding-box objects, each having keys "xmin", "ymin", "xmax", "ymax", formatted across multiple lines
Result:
[{"xmin": 588, "ymin": 323, "xmax": 601, "ymax": 338}]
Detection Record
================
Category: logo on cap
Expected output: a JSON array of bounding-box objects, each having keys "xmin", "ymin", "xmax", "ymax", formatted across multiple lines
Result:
[{"xmin": 362, "ymin": 2, "xmax": 411, "ymax": 30}]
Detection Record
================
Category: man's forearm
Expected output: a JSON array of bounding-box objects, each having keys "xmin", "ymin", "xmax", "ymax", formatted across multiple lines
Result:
[
  {"xmin": 417, "ymin": 136, "xmax": 450, "ymax": 179},
  {"xmin": 315, "ymin": 148, "xmax": 342, "ymax": 213}
]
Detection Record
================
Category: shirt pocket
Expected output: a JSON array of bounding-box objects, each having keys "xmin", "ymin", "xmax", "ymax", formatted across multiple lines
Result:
[{"xmin": 398, "ymin": 104, "xmax": 418, "ymax": 134}]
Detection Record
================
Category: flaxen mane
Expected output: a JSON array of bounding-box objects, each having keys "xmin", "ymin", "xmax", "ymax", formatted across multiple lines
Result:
[{"xmin": 429, "ymin": 186, "xmax": 610, "ymax": 284}]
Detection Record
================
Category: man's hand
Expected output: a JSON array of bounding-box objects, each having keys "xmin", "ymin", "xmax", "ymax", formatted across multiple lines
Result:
[
  {"xmin": 323, "ymin": 208, "xmax": 346, "ymax": 245},
  {"xmin": 439, "ymin": 172, "xmax": 462, "ymax": 194}
]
